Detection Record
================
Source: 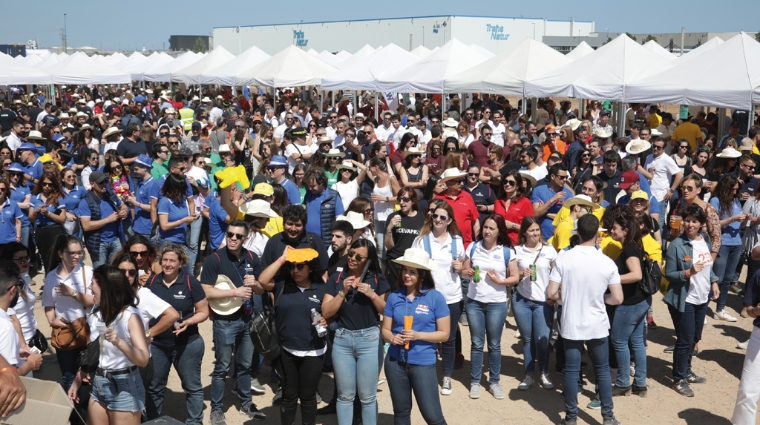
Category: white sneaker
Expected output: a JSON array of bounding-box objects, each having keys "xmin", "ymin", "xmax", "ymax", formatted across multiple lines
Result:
[
  {"xmin": 738, "ymin": 340, "xmax": 749, "ymax": 349},
  {"xmin": 469, "ymin": 383, "xmax": 481, "ymax": 399},
  {"xmin": 539, "ymin": 373, "xmax": 554, "ymax": 390},
  {"xmin": 441, "ymin": 377, "xmax": 452, "ymax": 395},
  {"xmin": 515, "ymin": 328, "xmax": 521, "ymax": 339},
  {"xmin": 704, "ymin": 316, "xmax": 709, "ymax": 325},
  {"xmin": 630, "ymin": 362, "xmax": 636, "ymax": 378},
  {"xmin": 518, "ymin": 375, "xmax": 534, "ymax": 391},
  {"xmin": 715, "ymin": 310, "xmax": 738, "ymax": 322}
]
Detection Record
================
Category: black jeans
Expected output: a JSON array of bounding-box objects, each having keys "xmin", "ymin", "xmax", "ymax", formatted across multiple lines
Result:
[
  {"xmin": 36, "ymin": 225, "xmax": 66, "ymax": 272},
  {"xmin": 280, "ymin": 350, "xmax": 325, "ymax": 425}
]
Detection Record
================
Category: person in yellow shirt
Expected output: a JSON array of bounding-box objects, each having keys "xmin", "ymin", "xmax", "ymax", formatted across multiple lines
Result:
[
  {"xmin": 552, "ymin": 175, "xmax": 607, "ymax": 227},
  {"xmin": 646, "ymin": 106, "xmax": 662, "ymax": 129},
  {"xmin": 671, "ymin": 118, "xmax": 703, "ymax": 151},
  {"xmin": 248, "ymin": 183, "xmax": 284, "ymax": 237},
  {"xmin": 549, "ymin": 195, "xmax": 599, "ymax": 251}
]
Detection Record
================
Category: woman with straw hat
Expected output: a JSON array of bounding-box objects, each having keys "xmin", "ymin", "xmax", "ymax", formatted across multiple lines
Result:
[
  {"xmin": 381, "ymin": 248, "xmax": 450, "ymax": 425},
  {"xmin": 332, "ymin": 159, "xmax": 367, "ymax": 211},
  {"xmin": 239, "ymin": 199, "xmax": 279, "ymax": 257}
]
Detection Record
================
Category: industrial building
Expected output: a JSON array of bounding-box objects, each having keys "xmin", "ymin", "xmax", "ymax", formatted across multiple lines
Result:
[
  {"xmin": 544, "ymin": 31, "xmax": 754, "ymax": 54},
  {"xmin": 213, "ymin": 15, "xmax": 594, "ymax": 55}
]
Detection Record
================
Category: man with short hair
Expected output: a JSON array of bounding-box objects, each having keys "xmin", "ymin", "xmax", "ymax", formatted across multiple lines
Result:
[
  {"xmin": 125, "ymin": 155, "xmax": 155, "ymax": 238},
  {"xmin": 0, "ymin": 101, "xmax": 17, "ymax": 133},
  {"xmin": 6, "ymin": 118, "xmax": 24, "ymax": 152},
  {"xmin": 599, "ymin": 150, "xmax": 622, "ymax": 202},
  {"xmin": 183, "ymin": 122, "xmax": 203, "ymax": 154},
  {"xmin": 719, "ymin": 123, "xmax": 744, "ymax": 150},
  {"xmin": 491, "ymin": 111, "xmax": 507, "ymax": 146},
  {"xmin": 531, "ymin": 163, "xmax": 573, "ymax": 240},
  {"xmin": 657, "ymin": 112, "xmax": 676, "ymax": 148},
  {"xmin": 520, "ymin": 121, "xmax": 538, "ymax": 145},
  {"xmin": 467, "ymin": 124, "xmax": 495, "ymax": 168},
  {"xmin": 593, "ymin": 110, "xmax": 614, "ymax": 144},
  {"xmin": 519, "ymin": 146, "xmax": 548, "ymax": 181},
  {"xmin": 327, "ymin": 220, "xmax": 354, "ymax": 276},
  {"xmin": 734, "ymin": 155, "xmax": 759, "ymax": 204},
  {"xmin": 463, "ymin": 164, "xmax": 495, "ymax": 224},
  {"xmin": 303, "ymin": 168, "xmax": 344, "ymax": 247},
  {"xmin": 261, "ymin": 204, "xmax": 330, "ymax": 277},
  {"xmin": 79, "ymin": 171, "xmax": 128, "ymax": 267},
  {"xmin": 386, "ymin": 114, "xmax": 405, "ymax": 150},
  {"xmin": 267, "ymin": 155, "xmax": 301, "ymax": 205},
  {"xmin": 273, "ymin": 112, "xmax": 297, "ymax": 143},
  {"xmin": 116, "ymin": 123, "xmax": 147, "ymax": 179},
  {"xmin": 547, "ymin": 214, "xmax": 623, "ymax": 425},
  {"xmin": 671, "ymin": 116, "xmax": 703, "ymax": 151},
  {"xmin": 150, "ymin": 143, "xmax": 170, "ymax": 180},
  {"xmin": 643, "ymin": 137, "xmax": 683, "ymax": 230},
  {"xmin": 376, "ymin": 111, "xmax": 394, "ymax": 143},
  {"xmin": 564, "ymin": 126, "xmax": 588, "ymax": 170}
]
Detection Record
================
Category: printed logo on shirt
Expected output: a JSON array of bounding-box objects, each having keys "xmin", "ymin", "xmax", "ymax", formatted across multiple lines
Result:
[
  {"xmin": 308, "ymin": 294, "xmax": 321, "ymax": 304},
  {"xmin": 415, "ymin": 304, "xmax": 429, "ymax": 315},
  {"xmin": 396, "ymin": 228, "xmax": 420, "ymax": 235},
  {"xmin": 493, "ymin": 254, "xmax": 503, "ymax": 260},
  {"xmin": 174, "ymin": 290, "xmax": 186, "ymax": 300}
]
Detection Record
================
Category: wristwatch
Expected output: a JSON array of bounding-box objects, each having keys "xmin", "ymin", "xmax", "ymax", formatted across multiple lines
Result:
[
  {"xmin": 145, "ymin": 330, "xmax": 151, "ymax": 339},
  {"xmin": 511, "ymin": 223, "xmax": 517, "ymax": 230},
  {"xmin": 70, "ymin": 290, "xmax": 78, "ymax": 298}
]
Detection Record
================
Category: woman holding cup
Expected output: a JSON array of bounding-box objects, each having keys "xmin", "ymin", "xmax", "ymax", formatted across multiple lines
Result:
[{"xmin": 668, "ymin": 174, "xmax": 721, "ymax": 262}]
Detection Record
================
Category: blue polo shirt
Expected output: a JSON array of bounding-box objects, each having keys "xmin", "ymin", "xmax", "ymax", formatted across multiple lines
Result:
[
  {"xmin": 157, "ymin": 197, "xmax": 189, "ymax": 243},
  {"xmin": 384, "ymin": 287, "xmax": 449, "ymax": 365},
  {"xmin": 279, "ymin": 178, "xmax": 302, "ymax": 206},
  {"xmin": 304, "ymin": 189, "xmax": 344, "ymax": 239},
  {"xmin": 150, "ymin": 173, "xmax": 193, "ymax": 201},
  {"xmin": 207, "ymin": 198, "xmax": 229, "ymax": 251},
  {"xmin": 0, "ymin": 199, "xmax": 23, "ymax": 243},
  {"xmin": 133, "ymin": 177, "xmax": 155, "ymax": 235},
  {"xmin": 531, "ymin": 185, "xmax": 574, "ymax": 239},
  {"xmin": 9, "ymin": 186, "xmax": 30, "ymax": 227},
  {"xmin": 77, "ymin": 195, "xmax": 121, "ymax": 242},
  {"xmin": 62, "ymin": 186, "xmax": 87, "ymax": 212},
  {"xmin": 23, "ymin": 160, "xmax": 43, "ymax": 188},
  {"xmin": 30, "ymin": 194, "xmax": 66, "ymax": 227}
]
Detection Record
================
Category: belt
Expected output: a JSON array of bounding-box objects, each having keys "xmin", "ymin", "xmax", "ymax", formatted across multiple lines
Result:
[{"xmin": 95, "ymin": 365, "xmax": 137, "ymax": 380}]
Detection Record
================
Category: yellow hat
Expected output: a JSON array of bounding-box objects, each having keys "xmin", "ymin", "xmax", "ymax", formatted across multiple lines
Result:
[
  {"xmin": 286, "ymin": 248, "xmax": 319, "ymax": 263},
  {"xmin": 630, "ymin": 190, "xmax": 649, "ymax": 201},
  {"xmin": 252, "ymin": 183, "xmax": 274, "ymax": 197}
]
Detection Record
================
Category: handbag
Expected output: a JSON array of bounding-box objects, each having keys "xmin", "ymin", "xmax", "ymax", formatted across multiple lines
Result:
[
  {"xmin": 29, "ymin": 329, "xmax": 49, "ymax": 353},
  {"xmin": 51, "ymin": 266, "xmax": 91, "ymax": 351},
  {"xmin": 249, "ymin": 284, "xmax": 284, "ymax": 362},
  {"xmin": 639, "ymin": 254, "xmax": 662, "ymax": 296},
  {"xmin": 77, "ymin": 339, "xmax": 100, "ymax": 375}
]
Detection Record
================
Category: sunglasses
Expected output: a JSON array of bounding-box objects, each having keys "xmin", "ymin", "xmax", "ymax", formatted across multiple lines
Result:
[
  {"xmin": 226, "ymin": 231, "xmax": 245, "ymax": 240},
  {"xmin": 130, "ymin": 250, "xmax": 148, "ymax": 258},
  {"xmin": 432, "ymin": 213, "xmax": 449, "ymax": 221},
  {"xmin": 399, "ymin": 196, "xmax": 412, "ymax": 203},
  {"xmin": 653, "ymin": 145, "xmax": 665, "ymax": 151},
  {"xmin": 53, "ymin": 131, "xmax": 61, "ymax": 135},
  {"xmin": 12, "ymin": 256, "xmax": 30, "ymax": 264},
  {"xmin": 287, "ymin": 263, "xmax": 307, "ymax": 271},
  {"xmin": 347, "ymin": 250, "xmax": 365, "ymax": 262},
  {"xmin": 364, "ymin": 208, "xmax": 374, "ymax": 214},
  {"xmin": 41, "ymin": 182, "xmax": 54, "ymax": 187},
  {"xmin": 169, "ymin": 142, "xmax": 179, "ymax": 146},
  {"xmin": 159, "ymin": 132, "xmax": 169, "ymax": 136},
  {"xmin": 581, "ymin": 153, "xmax": 591, "ymax": 158},
  {"xmin": 556, "ymin": 175, "xmax": 568, "ymax": 180},
  {"xmin": 504, "ymin": 180, "xmax": 517, "ymax": 187},
  {"xmin": 120, "ymin": 268, "xmax": 137, "ymax": 277},
  {"xmin": 681, "ymin": 185, "xmax": 696, "ymax": 192}
]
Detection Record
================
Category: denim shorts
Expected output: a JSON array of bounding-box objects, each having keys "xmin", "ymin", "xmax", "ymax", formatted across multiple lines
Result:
[{"xmin": 91, "ymin": 367, "xmax": 145, "ymax": 412}]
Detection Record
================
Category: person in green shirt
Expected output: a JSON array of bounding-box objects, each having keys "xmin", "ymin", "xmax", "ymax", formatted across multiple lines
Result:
[{"xmin": 150, "ymin": 142, "xmax": 170, "ymax": 180}]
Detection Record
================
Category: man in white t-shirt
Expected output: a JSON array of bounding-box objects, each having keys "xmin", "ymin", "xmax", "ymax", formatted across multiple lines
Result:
[
  {"xmin": 273, "ymin": 112, "xmax": 298, "ymax": 143},
  {"xmin": 643, "ymin": 137, "xmax": 683, "ymax": 230},
  {"xmin": 0, "ymin": 264, "xmax": 43, "ymax": 377},
  {"xmin": 491, "ymin": 111, "xmax": 507, "ymax": 147},
  {"xmin": 375, "ymin": 112, "xmax": 394, "ymax": 143},
  {"xmin": 547, "ymin": 214, "xmax": 623, "ymax": 425}
]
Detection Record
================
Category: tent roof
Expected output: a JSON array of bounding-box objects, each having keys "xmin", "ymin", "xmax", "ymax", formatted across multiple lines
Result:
[
  {"xmin": 108, "ymin": 52, "xmax": 127, "ymax": 63},
  {"xmin": 678, "ymin": 36, "xmax": 724, "ymax": 60},
  {"xmin": 0, "ymin": 54, "xmax": 51, "ymax": 85},
  {"xmin": 124, "ymin": 52, "xmax": 172, "ymax": 81},
  {"xmin": 42, "ymin": 51, "xmax": 129, "ymax": 84},
  {"xmin": 377, "ymin": 38, "xmax": 489, "ymax": 93},
  {"xmin": 307, "ymin": 48, "xmax": 319, "ymax": 57},
  {"xmin": 410, "ymin": 45, "xmax": 432, "ymax": 58},
  {"xmin": 469, "ymin": 44, "xmax": 495, "ymax": 58},
  {"xmin": 335, "ymin": 50, "xmax": 352, "ymax": 61},
  {"xmin": 565, "ymin": 41, "xmax": 594, "ymax": 60},
  {"xmin": 524, "ymin": 34, "xmax": 674, "ymax": 101},
  {"xmin": 316, "ymin": 50, "xmax": 344, "ymax": 67},
  {"xmin": 200, "ymin": 45, "xmax": 271, "ymax": 86},
  {"xmin": 114, "ymin": 52, "xmax": 146, "ymax": 68},
  {"xmin": 171, "ymin": 46, "xmax": 236, "ymax": 84},
  {"xmin": 34, "ymin": 53, "xmax": 62, "ymax": 70},
  {"xmin": 336, "ymin": 44, "xmax": 375, "ymax": 69},
  {"xmin": 626, "ymin": 33, "xmax": 760, "ymax": 110},
  {"xmin": 322, "ymin": 43, "xmax": 420, "ymax": 91},
  {"xmin": 235, "ymin": 45, "xmax": 337, "ymax": 88},
  {"xmin": 642, "ymin": 40, "xmax": 676, "ymax": 61},
  {"xmin": 143, "ymin": 51, "xmax": 204, "ymax": 82},
  {"xmin": 445, "ymin": 38, "xmax": 572, "ymax": 95}
]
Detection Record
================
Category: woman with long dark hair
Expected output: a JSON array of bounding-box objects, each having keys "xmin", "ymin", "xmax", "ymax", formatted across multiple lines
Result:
[
  {"xmin": 3, "ymin": 243, "xmax": 39, "ymax": 373},
  {"xmin": 117, "ymin": 234, "xmax": 160, "ymax": 286},
  {"xmin": 425, "ymin": 139, "xmax": 445, "ymax": 177},
  {"xmin": 494, "ymin": 170, "xmax": 535, "ymax": 245},
  {"xmin": 384, "ymin": 187, "xmax": 423, "ymax": 286},
  {"xmin": 462, "ymin": 214, "xmax": 519, "ymax": 400},
  {"xmin": 67, "ymin": 265, "xmax": 149, "ymax": 425},
  {"xmin": 28, "ymin": 171, "xmax": 68, "ymax": 272},
  {"xmin": 571, "ymin": 147, "xmax": 596, "ymax": 192},
  {"xmin": 104, "ymin": 154, "xmax": 131, "ymax": 202},
  {"xmin": 157, "ymin": 173, "xmax": 195, "ymax": 250},
  {"xmin": 709, "ymin": 175, "xmax": 745, "ymax": 322},
  {"xmin": 322, "ymin": 239, "xmax": 390, "ymax": 425},
  {"xmin": 391, "ymin": 133, "xmax": 418, "ymax": 175},
  {"xmin": 6, "ymin": 165, "xmax": 31, "ymax": 247}
]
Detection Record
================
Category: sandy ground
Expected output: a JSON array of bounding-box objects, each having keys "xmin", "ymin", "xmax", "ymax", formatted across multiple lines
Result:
[{"xmin": 30, "ymin": 268, "xmax": 756, "ymax": 425}]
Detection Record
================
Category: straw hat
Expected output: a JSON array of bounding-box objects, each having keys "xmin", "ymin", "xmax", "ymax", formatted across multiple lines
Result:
[
  {"xmin": 208, "ymin": 275, "xmax": 243, "ymax": 315},
  {"xmin": 102, "ymin": 127, "xmax": 121, "ymax": 138},
  {"xmin": 741, "ymin": 138, "xmax": 754, "ymax": 151},
  {"xmin": 59, "ymin": 113, "xmax": 70, "ymax": 119},
  {"xmin": 25, "ymin": 131, "xmax": 45, "ymax": 141},
  {"xmin": 325, "ymin": 149, "xmax": 345, "ymax": 158},
  {"xmin": 625, "ymin": 140, "xmax": 651, "ymax": 155},
  {"xmin": 201, "ymin": 97, "xmax": 212, "ymax": 103},
  {"xmin": 317, "ymin": 136, "xmax": 333, "ymax": 146},
  {"xmin": 392, "ymin": 248, "xmax": 439, "ymax": 271},
  {"xmin": 239, "ymin": 199, "xmax": 278, "ymax": 218},
  {"xmin": 650, "ymin": 128, "xmax": 663, "ymax": 136},
  {"xmin": 593, "ymin": 128, "xmax": 612, "ymax": 139},
  {"xmin": 717, "ymin": 147, "xmax": 742, "ymax": 158},
  {"xmin": 442, "ymin": 118, "xmax": 459, "ymax": 128},
  {"xmin": 336, "ymin": 211, "xmax": 372, "ymax": 230},
  {"xmin": 439, "ymin": 168, "xmax": 467, "ymax": 183},
  {"xmin": 80, "ymin": 124, "xmax": 93, "ymax": 131},
  {"xmin": 564, "ymin": 194, "xmax": 600, "ymax": 210},
  {"xmin": 519, "ymin": 171, "xmax": 537, "ymax": 188},
  {"xmin": 403, "ymin": 147, "xmax": 424, "ymax": 158},
  {"xmin": 566, "ymin": 118, "xmax": 582, "ymax": 131},
  {"xmin": 336, "ymin": 160, "xmax": 356, "ymax": 171},
  {"xmin": 218, "ymin": 144, "xmax": 231, "ymax": 153}
]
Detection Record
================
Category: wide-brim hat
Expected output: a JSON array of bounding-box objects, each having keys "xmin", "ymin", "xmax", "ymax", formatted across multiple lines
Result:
[
  {"xmin": 7, "ymin": 163, "xmax": 25, "ymax": 174},
  {"xmin": 566, "ymin": 118, "xmax": 582, "ymax": 131},
  {"xmin": 717, "ymin": 147, "xmax": 742, "ymax": 158},
  {"xmin": 564, "ymin": 194, "xmax": 600, "ymax": 210},
  {"xmin": 218, "ymin": 144, "xmax": 232, "ymax": 153},
  {"xmin": 336, "ymin": 211, "xmax": 371, "ymax": 230},
  {"xmin": 741, "ymin": 138, "xmax": 754, "ymax": 151},
  {"xmin": 325, "ymin": 149, "xmax": 345, "ymax": 158},
  {"xmin": 75, "ymin": 111, "xmax": 89, "ymax": 118},
  {"xmin": 267, "ymin": 155, "xmax": 287, "ymax": 167},
  {"xmin": 336, "ymin": 160, "xmax": 356, "ymax": 171},
  {"xmin": 392, "ymin": 248, "xmax": 439, "ymax": 271},
  {"xmin": 59, "ymin": 113, "xmax": 70, "ymax": 119},
  {"xmin": 25, "ymin": 131, "xmax": 45, "ymax": 141},
  {"xmin": 102, "ymin": 127, "xmax": 121, "ymax": 138},
  {"xmin": 442, "ymin": 118, "xmax": 458, "ymax": 128},
  {"xmin": 439, "ymin": 167, "xmax": 467, "ymax": 183},
  {"xmin": 208, "ymin": 275, "xmax": 243, "ymax": 315},
  {"xmin": 625, "ymin": 140, "xmax": 651, "ymax": 155},
  {"xmin": 317, "ymin": 136, "xmax": 333, "ymax": 146},
  {"xmin": 201, "ymin": 97, "xmax": 211, "ymax": 103},
  {"xmin": 239, "ymin": 199, "xmax": 278, "ymax": 218},
  {"xmin": 650, "ymin": 128, "xmax": 663, "ymax": 136},
  {"xmin": 593, "ymin": 128, "xmax": 612, "ymax": 138},
  {"xmin": 519, "ymin": 171, "xmax": 537, "ymax": 187},
  {"xmin": 403, "ymin": 147, "xmax": 424, "ymax": 158},
  {"xmin": 80, "ymin": 124, "xmax": 93, "ymax": 131}
]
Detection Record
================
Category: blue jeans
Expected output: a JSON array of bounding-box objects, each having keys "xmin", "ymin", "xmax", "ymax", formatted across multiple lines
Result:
[
  {"xmin": 187, "ymin": 216, "xmax": 202, "ymax": 270},
  {"xmin": 210, "ymin": 316, "xmax": 254, "ymax": 412},
  {"xmin": 667, "ymin": 301, "xmax": 708, "ymax": 382},
  {"xmin": 440, "ymin": 301, "xmax": 462, "ymax": 378},
  {"xmin": 20, "ymin": 226, "xmax": 30, "ymax": 249},
  {"xmin": 374, "ymin": 219, "xmax": 387, "ymax": 263},
  {"xmin": 611, "ymin": 297, "xmax": 651, "ymax": 387},
  {"xmin": 384, "ymin": 356, "xmax": 447, "ymax": 425},
  {"xmin": 332, "ymin": 326, "xmax": 380, "ymax": 425},
  {"xmin": 713, "ymin": 243, "xmax": 743, "ymax": 311},
  {"xmin": 56, "ymin": 346, "xmax": 85, "ymax": 393},
  {"xmin": 147, "ymin": 337, "xmax": 205, "ymax": 425},
  {"xmin": 92, "ymin": 238, "xmax": 122, "ymax": 268},
  {"xmin": 657, "ymin": 198, "xmax": 668, "ymax": 230},
  {"xmin": 465, "ymin": 297, "xmax": 508, "ymax": 385},
  {"xmin": 512, "ymin": 291, "xmax": 553, "ymax": 375},
  {"xmin": 563, "ymin": 338, "xmax": 615, "ymax": 422}
]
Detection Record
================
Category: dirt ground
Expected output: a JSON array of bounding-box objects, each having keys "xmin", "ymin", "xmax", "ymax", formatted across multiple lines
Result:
[{"xmin": 31, "ymin": 267, "xmax": 756, "ymax": 425}]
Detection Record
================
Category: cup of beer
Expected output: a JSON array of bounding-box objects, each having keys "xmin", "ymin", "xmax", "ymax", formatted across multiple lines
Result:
[
  {"xmin": 670, "ymin": 215, "xmax": 682, "ymax": 230},
  {"xmin": 404, "ymin": 316, "xmax": 413, "ymax": 349}
]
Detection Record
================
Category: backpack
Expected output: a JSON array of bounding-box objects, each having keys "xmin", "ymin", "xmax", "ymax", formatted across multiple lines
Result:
[
  {"xmin": 639, "ymin": 254, "xmax": 662, "ymax": 296},
  {"xmin": 422, "ymin": 234, "xmax": 458, "ymax": 262},
  {"xmin": 468, "ymin": 241, "xmax": 511, "ymax": 265}
]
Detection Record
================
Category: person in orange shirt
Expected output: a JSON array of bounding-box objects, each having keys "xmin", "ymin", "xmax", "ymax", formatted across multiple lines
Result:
[{"xmin": 541, "ymin": 124, "xmax": 566, "ymax": 162}]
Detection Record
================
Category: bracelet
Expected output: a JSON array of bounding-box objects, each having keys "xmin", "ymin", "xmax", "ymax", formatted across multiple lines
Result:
[
  {"xmin": 28, "ymin": 358, "xmax": 37, "ymax": 368},
  {"xmin": 370, "ymin": 293, "xmax": 377, "ymax": 301},
  {"xmin": 277, "ymin": 257, "xmax": 286, "ymax": 265},
  {"xmin": 232, "ymin": 289, "xmax": 237, "ymax": 297},
  {"xmin": 0, "ymin": 367, "xmax": 18, "ymax": 376}
]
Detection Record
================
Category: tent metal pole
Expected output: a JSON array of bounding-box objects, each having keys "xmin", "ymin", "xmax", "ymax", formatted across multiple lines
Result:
[
  {"xmin": 441, "ymin": 93, "xmax": 446, "ymax": 115},
  {"xmin": 521, "ymin": 93, "xmax": 527, "ymax": 115},
  {"xmin": 578, "ymin": 98, "xmax": 584, "ymax": 120},
  {"xmin": 618, "ymin": 102, "xmax": 626, "ymax": 137},
  {"xmin": 374, "ymin": 93, "xmax": 379, "ymax": 121},
  {"xmin": 353, "ymin": 90, "xmax": 357, "ymax": 118}
]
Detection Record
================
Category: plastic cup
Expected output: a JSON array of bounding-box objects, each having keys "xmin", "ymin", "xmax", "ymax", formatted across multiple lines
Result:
[
  {"xmin": 670, "ymin": 215, "xmax": 682, "ymax": 230},
  {"xmin": 404, "ymin": 316, "xmax": 413, "ymax": 349}
]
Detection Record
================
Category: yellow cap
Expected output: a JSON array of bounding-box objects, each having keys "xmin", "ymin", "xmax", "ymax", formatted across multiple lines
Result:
[{"xmin": 630, "ymin": 190, "xmax": 649, "ymax": 201}]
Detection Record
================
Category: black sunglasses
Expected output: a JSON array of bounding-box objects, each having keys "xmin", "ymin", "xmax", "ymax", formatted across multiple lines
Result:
[
  {"xmin": 226, "ymin": 231, "xmax": 245, "ymax": 240},
  {"xmin": 120, "ymin": 268, "xmax": 137, "ymax": 277},
  {"xmin": 287, "ymin": 263, "xmax": 307, "ymax": 271},
  {"xmin": 347, "ymin": 250, "xmax": 365, "ymax": 262}
]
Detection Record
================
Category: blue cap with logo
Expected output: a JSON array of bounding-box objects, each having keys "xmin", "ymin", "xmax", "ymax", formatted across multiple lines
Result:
[
  {"xmin": 267, "ymin": 155, "xmax": 287, "ymax": 167},
  {"xmin": 134, "ymin": 154, "xmax": 153, "ymax": 169}
]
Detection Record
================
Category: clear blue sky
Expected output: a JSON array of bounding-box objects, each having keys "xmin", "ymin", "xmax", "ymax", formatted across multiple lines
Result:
[{"xmin": 2, "ymin": 0, "xmax": 758, "ymax": 51}]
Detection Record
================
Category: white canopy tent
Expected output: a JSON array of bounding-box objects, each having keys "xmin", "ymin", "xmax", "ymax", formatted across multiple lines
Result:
[
  {"xmin": 307, "ymin": 49, "xmax": 319, "ymax": 57},
  {"xmin": 125, "ymin": 52, "xmax": 173, "ymax": 81},
  {"xmin": 642, "ymin": 40, "xmax": 676, "ymax": 60},
  {"xmin": 524, "ymin": 34, "xmax": 674, "ymax": 101},
  {"xmin": 199, "ymin": 46, "xmax": 271, "ymax": 86},
  {"xmin": 376, "ymin": 38, "xmax": 488, "ymax": 93},
  {"xmin": 171, "ymin": 46, "xmax": 236, "ymax": 84},
  {"xmin": 626, "ymin": 33, "xmax": 760, "ymax": 110},
  {"xmin": 565, "ymin": 41, "xmax": 594, "ymax": 60},
  {"xmin": 322, "ymin": 43, "xmax": 420, "ymax": 91},
  {"xmin": 235, "ymin": 45, "xmax": 337, "ymax": 88},
  {"xmin": 0, "ymin": 54, "xmax": 51, "ymax": 84},
  {"xmin": 336, "ymin": 45, "xmax": 375, "ymax": 69},
  {"xmin": 114, "ymin": 52, "xmax": 146, "ymax": 69},
  {"xmin": 42, "ymin": 52, "xmax": 129, "ymax": 84},
  {"xmin": 107, "ymin": 52, "xmax": 127, "ymax": 63},
  {"xmin": 335, "ymin": 50, "xmax": 352, "ymax": 61},
  {"xmin": 445, "ymin": 37, "xmax": 571, "ymax": 95},
  {"xmin": 143, "ymin": 51, "xmax": 204, "ymax": 82},
  {"xmin": 18, "ymin": 54, "xmax": 43, "ymax": 67},
  {"xmin": 469, "ymin": 44, "xmax": 495, "ymax": 58},
  {"xmin": 410, "ymin": 45, "xmax": 432, "ymax": 58},
  {"xmin": 316, "ymin": 50, "xmax": 344, "ymax": 68},
  {"xmin": 676, "ymin": 36, "xmax": 724, "ymax": 61},
  {"xmin": 34, "ymin": 53, "xmax": 62, "ymax": 70}
]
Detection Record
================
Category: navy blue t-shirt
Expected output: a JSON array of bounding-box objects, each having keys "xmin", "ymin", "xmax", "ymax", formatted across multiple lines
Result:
[
  {"xmin": 326, "ymin": 270, "xmax": 390, "ymax": 330},
  {"xmin": 274, "ymin": 280, "xmax": 328, "ymax": 351}
]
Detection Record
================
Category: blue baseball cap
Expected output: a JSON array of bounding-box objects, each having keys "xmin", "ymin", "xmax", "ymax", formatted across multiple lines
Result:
[
  {"xmin": 17, "ymin": 142, "xmax": 37, "ymax": 152},
  {"xmin": 134, "ymin": 154, "xmax": 153, "ymax": 169},
  {"xmin": 7, "ymin": 163, "xmax": 24, "ymax": 173},
  {"xmin": 134, "ymin": 95, "xmax": 146, "ymax": 104},
  {"xmin": 267, "ymin": 155, "xmax": 287, "ymax": 167}
]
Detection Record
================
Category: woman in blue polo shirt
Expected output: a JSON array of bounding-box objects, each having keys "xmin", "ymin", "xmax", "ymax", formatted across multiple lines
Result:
[
  {"xmin": 7, "ymin": 164, "xmax": 31, "ymax": 247},
  {"xmin": 255, "ymin": 247, "xmax": 327, "ymax": 425},
  {"xmin": 157, "ymin": 173, "xmax": 197, "ymax": 250},
  {"xmin": 0, "ymin": 178, "xmax": 24, "ymax": 246},
  {"xmin": 382, "ymin": 248, "xmax": 450, "ymax": 425},
  {"xmin": 28, "ymin": 172, "xmax": 68, "ymax": 273},
  {"xmin": 60, "ymin": 168, "xmax": 86, "ymax": 236}
]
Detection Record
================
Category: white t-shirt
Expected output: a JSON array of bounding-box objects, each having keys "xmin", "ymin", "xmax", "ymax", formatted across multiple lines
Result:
[
  {"xmin": 243, "ymin": 232, "xmax": 269, "ymax": 257},
  {"xmin": 104, "ymin": 139, "xmax": 122, "ymax": 153},
  {"xmin": 42, "ymin": 264, "xmax": 94, "ymax": 322},
  {"xmin": 520, "ymin": 165, "xmax": 548, "ymax": 182},
  {"xmin": 7, "ymin": 276, "xmax": 37, "ymax": 342},
  {"xmin": 285, "ymin": 143, "xmax": 316, "ymax": 174},
  {"xmin": 412, "ymin": 233, "xmax": 465, "ymax": 305},
  {"xmin": 136, "ymin": 287, "xmax": 171, "ymax": 335},
  {"xmin": 466, "ymin": 241, "xmax": 516, "ymax": 303},
  {"xmin": 644, "ymin": 153, "xmax": 681, "ymax": 201},
  {"xmin": 0, "ymin": 309, "xmax": 19, "ymax": 366},
  {"xmin": 549, "ymin": 245, "xmax": 621, "ymax": 341},
  {"xmin": 89, "ymin": 307, "xmax": 142, "ymax": 370},
  {"xmin": 461, "ymin": 133, "xmax": 475, "ymax": 148},
  {"xmin": 375, "ymin": 124, "xmax": 393, "ymax": 143},
  {"xmin": 685, "ymin": 238, "xmax": 714, "ymax": 305},
  {"xmin": 515, "ymin": 244, "xmax": 558, "ymax": 302},
  {"xmin": 332, "ymin": 179, "xmax": 359, "ymax": 211},
  {"xmin": 492, "ymin": 123, "xmax": 506, "ymax": 147}
]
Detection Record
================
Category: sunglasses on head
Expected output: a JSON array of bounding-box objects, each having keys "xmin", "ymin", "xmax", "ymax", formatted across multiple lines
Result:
[
  {"xmin": 347, "ymin": 250, "xmax": 365, "ymax": 262},
  {"xmin": 287, "ymin": 263, "xmax": 307, "ymax": 271},
  {"xmin": 226, "ymin": 231, "xmax": 245, "ymax": 240}
]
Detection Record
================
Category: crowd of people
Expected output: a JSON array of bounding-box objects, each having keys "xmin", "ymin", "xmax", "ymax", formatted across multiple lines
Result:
[{"xmin": 0, "ymin": 85, "xmax": 759, "ymax": 425}]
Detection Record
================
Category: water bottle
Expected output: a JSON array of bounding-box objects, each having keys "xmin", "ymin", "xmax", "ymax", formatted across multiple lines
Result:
[
  {"xmin": 311, "ymin": 308, "xmax": 327, "ymax": 337},
  {"xmin": 243, "ymin": 265, "xmax": 253, "ymax": 316}
]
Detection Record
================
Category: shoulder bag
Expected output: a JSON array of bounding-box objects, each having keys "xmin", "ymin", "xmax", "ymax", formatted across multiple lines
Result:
[
  {"xmin": 249, "ymin": 283, "xmax": 285, "ymax": 362},
  {"xmin": 51, "ymin": 266, "xmax": 91, "ymax": 351}
]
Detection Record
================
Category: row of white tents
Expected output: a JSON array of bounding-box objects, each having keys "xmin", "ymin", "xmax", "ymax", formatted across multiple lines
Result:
[{"xmin": 1, "ymin": 33, "xmax": 758, "ymax": 110}]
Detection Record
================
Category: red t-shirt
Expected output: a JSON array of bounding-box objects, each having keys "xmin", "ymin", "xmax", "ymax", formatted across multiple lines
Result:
[
  {"xmin": 435, "ymin": 190, "xmax": 480, "ymax": 247},
  {"xmin": 494, "ymin": 196, "xmax": 535, "ymax": 245},
  {"xmin": 466, "ymin": 140, "xmax": 494, "ymax": 168}
]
